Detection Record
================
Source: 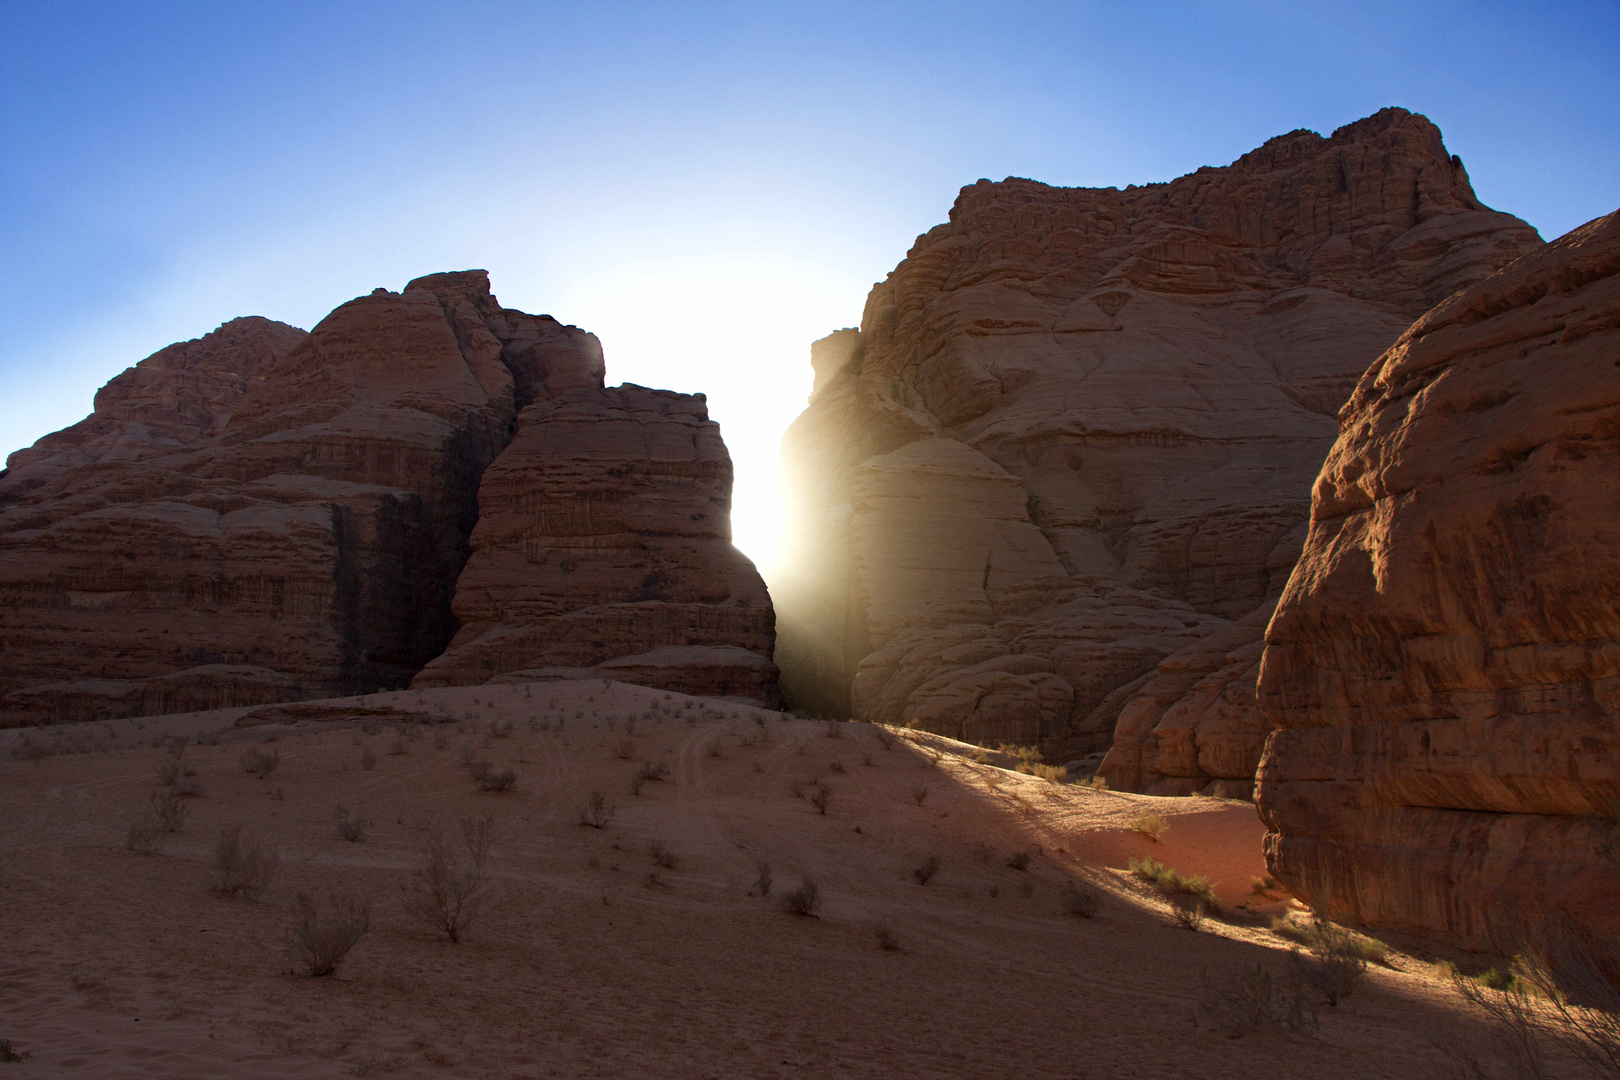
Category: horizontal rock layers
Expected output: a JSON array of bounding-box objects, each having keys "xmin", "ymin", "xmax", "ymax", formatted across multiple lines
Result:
[
  {"xmin": 412, "ymin": 384, "xmax": 780, "ymax": 703},
  {"xmin": 776, "ymin": 108, "xmax": 1542, "ymax": 771},
  {"xmin": 1254, "ymin": 208, "xmax": 1620, "ymax": 950},
  {"xmin": 0, "ymin": 272, "xmax": 778, "ymax": 724}
]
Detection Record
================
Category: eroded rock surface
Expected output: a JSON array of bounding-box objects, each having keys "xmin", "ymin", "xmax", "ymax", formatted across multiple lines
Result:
[
  {"xmin": 0, "ymin": 272, "xmax": 777, "ymax": 723},
  {"xmin": 776, "ymin": 108, "xmax": 1542, "ymax": 766},
  {"xmin": 412, "ymin": 384, "xmax": 780, "ymax": 703},
  {"xmin": 1254, "ymin": 208, "xmax": 1620, "ymax": 950}
]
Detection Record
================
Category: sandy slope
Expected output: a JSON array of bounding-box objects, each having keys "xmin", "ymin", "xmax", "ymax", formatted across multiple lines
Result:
[{"xmin": 0, "ymin": 681, "xmax": 1509, "ymax": 1078}]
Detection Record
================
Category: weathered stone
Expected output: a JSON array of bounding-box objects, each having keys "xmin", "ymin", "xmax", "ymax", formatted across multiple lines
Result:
[{"xmin": 1255, "ymin": 208, "xmax": 1620, "ymax": 950}]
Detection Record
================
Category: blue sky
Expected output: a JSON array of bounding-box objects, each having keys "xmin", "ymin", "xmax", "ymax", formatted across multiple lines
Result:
[{"xmin": 3, "ymin": 0, "xmax": 1616, "ymax": 566}]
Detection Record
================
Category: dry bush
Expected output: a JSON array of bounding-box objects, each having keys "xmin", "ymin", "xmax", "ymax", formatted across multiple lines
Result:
[
  {"xmin": 632, "ymin": 761, "xmax": 671, "ymax": 794},
  {"xmin": 647, "ymin": 840, "xmax": 678, "ymax": 869},
  {"xmin": 1271, "ymin": 912, "xmax": 1389, "ymax": 964},
  {"xmin": 1087, "ymin": 774, "xmax": 1109, "ymax": 791},
  {"xmin": 751, "ymin": 861, "xmax": 773, "ymax": 897},
  {"xmin": 213, "ymin": 825, "xmax": 280, "ymax": 900},
  {"xmin": 1196, "ymin": 963, "xmax": 1317, "ymax": 1034},
  {"xmin": 909, "ymin": 784, "xmax": 930, "ymax": 806},
  {"xmin": 810, "ymin": 785, "xmax": 832, "ymax": 815},
  {"xmin": 1498, "ymin": 919, "xmax": 1620, "ymax": 1079},
  {"xmin": 334, "ymin": 805, "xmax": 368, "ymax": 842},
  {"xmin": 0, "ymin": 1040, "xmax": 30, "ymax": 1063},
  {"xmin": 984, "ymin": 770, "xmax": 1005, "ymax": 790},
  {"xmin": 782, "ymin": 877, "xmax": 820, "ymax": 917},
  {"xmin": 239, "ymin": 747, "xmax": 280, "ymax": 778},
  {"xmin": 289, "ymin": 891, "xmax": 369, "ymax": 977},
  {"xmin": 361, "ymin": 747, "xmax": 377, "ymax": 771},
  {"xmin": 579, "ymin": 791, "xmax": 615, "ymax": 828},
  {"xmin": 1006, "ymin": 851, "xmax": 1031, "ymax": 872},
  {"xmin": 401, "ymin": 816, "xmax": 491, "ymax": 944},
  {"xmin": 874, "ymin": 923, "xmax": 900, "ymax": 951},
  {"xmin": 125, "ymin": 793, "xmax": 180, "ymax": 854},
  {"xmin": 1061, "ymin": 880, "xmax": 1101, "ymax": 919},
  {"xmin": 1171, "ymin": 895, "xmax": 1206, "ymax": 931},
  {"xmin": 873, "ymin": 727, "xmax": 894, "ymax": 751},
  {"xmin": 705, "ymin": 738, "xmax": 724, "ymax": 758},
  {"xmin": 913, "ymin": 854, "xmax": 941, "ymax": 886},
  {"xmin": 155, "ymin": 759, "xmax": 182, "ymax": 787},
  {"xmin": 476, "ymin": 766, "xmax": 517, "ymax": 792},
  {"xmin": 1128, "ymin": 857, "xmax": 1218, "ymax": 911},
  {"xmin": 1131, "ymin": 811, "xmax": 1167, "ymax": 842},
  {"xmin": 388, "ymin": 736, "xmax": 409, "ymax": 756},
  {"xmin": 1287, "ymin": 915, "xmax": 1370, "ymax": 1005},
  {"xmin": 1251, "ymin": 874, "xmax": 1281, "ymax": 895},
  {"xmin": 828, "ymin": 760, "xmax": 846, "ymax": 774},
  {"xmin": 825, "ymin": 721, "xmax": 842, "ymax": 739},
  {"xmin": 612, "ymin": 738, "xmax": 636, "ymax": 760},
  {"xmin": 1029, "ymin": 763, "xmax": 1067, "ymax": 784}
]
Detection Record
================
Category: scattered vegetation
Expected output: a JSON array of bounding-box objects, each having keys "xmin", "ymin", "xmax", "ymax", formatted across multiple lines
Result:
[
  {"xmin": 1271, "ymin": 912, "xmax": 1390, "ymax": 966},
  {"xmin": 1006, "ymin": 851, "xmax": 1031, "ymax": 872},
  {"xmin": 579, "ymin": 791, "xmax": 615, "ymax": 828},
  {"xmin": 782, "ymin": 877, "xmax": 821, "ymax": 917},
  {"xmin": 1195, "ymin": 964, "xmax": 1317, "ymax": 1034},
  {"xmin": 1171, "ymin": 895, "xmax": 1206, "ymax": 931},
  {"xmin": 288, "ymin": 891, "xmax": 369, "ymax": 977},
  {"xmin": 125, "ymin": 790, "xmax": 188, "ymax": 854},
  {"xmin": 873, "ymin": 727, "xmax": 894, "ymax": 751},
  {"xmin": 1251, "ymin": 874, "xmax": 1281, "ymax": 895},
  {"xmin": 469, "ymin": 761, "xmax": 517, "ymax": 792},
  {"xmin": 751, "ymin": 861, "xmax": 773, "ymax": 897},
  {"xmin": 212, "ymin": 825, "xmax": 280, "ymax": 900},
  {"xmin": 401, "ymin": 815, "xmax": 492, "ymax": 944},
  {"xmin": 647, "ymin": 840, "xmax": 678, "ymax": 869},
  {"xmin": 0, "ymin": 1039, "xmax": 31, "ymax": 1063},
  {"xmin": 1131, "ymin": 811, "xmax": 1168, "ymax": 842},
  {"xmin": 1128, "ymin": 856, "xmax": 1217, "ymax": 912},
  {"xmin": 874, "ymin": 923, "xmax": 900, "ymax": 951},
  {"xmin": 1028, "ymin": 763, "xmax": 1067, "ymax": 783},
  {"xmin": 912, "ymin": 854, "xmax": 941, "ymax": 886},
  {"xmin": 1061, "ymin": 880, "xmax": 1101, "ymax": 919},
  {"xmin": 612, "ymin": 737, "xmax": 637, "ymax": 760},
  {"xmin": 705, "ymin": 738, "xmax": 723, "ymax": 758},
  {"xmin": 909, "ymin": 784, "xmax": 930, "ymax": 806}
]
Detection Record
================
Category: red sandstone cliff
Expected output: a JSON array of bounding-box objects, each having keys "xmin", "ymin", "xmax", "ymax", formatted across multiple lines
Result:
[
  {"xmin": 1254, "ymin": 208, "xmax": 1620, "ymax": 950},
  {"xmin": 776, "ymin": 109, "xmax": 1542, "ymax": 788}
]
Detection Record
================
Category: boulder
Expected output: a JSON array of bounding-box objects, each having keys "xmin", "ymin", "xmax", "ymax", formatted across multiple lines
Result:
[{"xmin": 1254, "ymin": 209, "xmax": 1620, "ymax": 950}]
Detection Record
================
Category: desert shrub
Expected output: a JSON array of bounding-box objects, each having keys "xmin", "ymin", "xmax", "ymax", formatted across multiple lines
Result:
[
  {"xmin": 705, "ymin": 738, "xmax": 723, "ymax": 758},
  {"xmin": 401, "ymin": 815, "xmax": 491, "ymax": 944},
  {"xmin": 388, "ymin": 736, "xmax": 408, "ymax": 756},
  {"xmin": 155, "ymin": 760, "xmax": 182, "ymax": 787},
  {"xmin": 874, "ymin": 923, "xmax": 900, "ymax": 951},
  {"xmin": 828, "ymin": 760, "xmax": 846, "ymax": 774},
  {"xmin": 613, "ymin": 737, "xmax": 636, "ymax": 760},
  {"xmin": 1131, "ymin": 811, "xmax": 1167, "ymax": 842},
  {"xmin": 1061, "ymin": 880, "xmax": 1100, "ymax": 918},
  {"xmin": 361, "ymin": 747, "xmax": 377, "ymax": 771},
  {"xmin": 125, "ymin": 807, "xmax": 166, "ymax": 854},
  {"xmin": 213, "ymin": 825, "xmax": 280, "ymax": 900},
  {"xmin": 289, "ymin": 891, "xmax": 369, "ymax": 977},
  {"xmin": 1171, "ymin": 895, "xmax": 1206, "ymax": 931},
  {"xmin": 1029, "ymin": 763, "xmax": 1067, "ymax": 784},
  {"xmin": 1195, "ymin": 963, "xmax": 1317, "ymax": 1034},
  {"xmin": 873, "ymin": 727, "xmax": 894, "ymax": 750},
  {"xmin": 825, "ymin": 721, "xmax": 842, "ymax": 739},
  {"xmin": 782, "ymin": 877, "xmax": 821, "ymax": 917},
  {"xmin": 476, "ymin": 766, "xmax": 517, "ymax": 792},
  {"xmin": 1087, "ymin": 775, "xmax": 1109, "ymax": 791},
  {"xmin": 1128, "ymin": 857, "xmax": 1218, "ymax": 911},
  {"xmin": 579, "ymin": 791, "xmax": 615, "ymax": 828},
  {"xmin": 635, "ymin": 761, "xmax": 671, "ymax": 787},
  {"xmin": 984, "ymin": 770, "xmax": 1005, "ymax": 790},
  {"xmin": 1287, "ymin": 916, "xmax": 1369, "ymax": 1005},
  {"xmin": 238, "ymin": 748, "xmax": 280, "ymax": 778},
  {"xmin": 1251, "ymin": 874, "xmax": 1281, "ymax": 895},
  {"xmin": 334, "ymin": 805, "xmax": 368, "ymax": 842},
  {"xmin": 752, "ymin": 861, "xmax": 773, "ymax": 897},
  {"xmin": 1478, "ymin": 921, "xmax": 1620, "ymax": 1080},
  {"xmin": 810, "ymin": 785, "xmax": 832, "ymax": 815},
  {"xmin": 0, "ymin": 1039, "xmax": 31, "ymax": 1063},
  {"xmin": 909, "ymin": 784, "xmax": 930, "ymax": 806},
  {"xmin": 913, "ymin": 854, "xmax": 941, "ymax": 886},
  {"xmin": 647, "ymin": 840, "xmax": 678, "ymax": 869},
  {"xmin": 1271, "ymin": 913, "xmax": 1390, "ymax": 965},
  {"xmin": 1006, "ymin": 851, "xmax": 1031, "ymax": 872}
]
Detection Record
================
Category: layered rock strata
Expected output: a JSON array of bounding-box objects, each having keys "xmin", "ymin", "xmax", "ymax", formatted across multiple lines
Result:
[
  {"xmin": 776, "ymin": 108, "xmax": 1542, "ymax": 766},
  {"xmin": 1254, "ymin": 208, "xmax": 1620, "ymax": 950},
  {"xmin": 0, "ymin": 271, "xmax": 777, "ymax": 723},
  {"xmin": 412, "ymin": 384, "xmax": 780, "ymax": 704}
]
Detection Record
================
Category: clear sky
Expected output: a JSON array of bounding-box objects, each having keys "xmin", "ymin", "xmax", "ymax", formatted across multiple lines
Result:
[{"xmin": 3, "ymin": 1, "xmax": 1616, "ymax": 572}]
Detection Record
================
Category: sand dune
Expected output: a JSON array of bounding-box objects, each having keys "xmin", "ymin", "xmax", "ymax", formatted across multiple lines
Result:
[{"xmin": 0, "ymin": 681, "xmax": 1525, "ymax": 1077}]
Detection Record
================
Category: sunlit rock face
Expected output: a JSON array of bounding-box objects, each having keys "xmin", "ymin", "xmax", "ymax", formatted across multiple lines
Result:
[
  {"xmin": 0, "ymin": 271, "xmax": 778, "ymax": 724},
  {"xmin": 1255, "ymin": 208, "xmax": 1620, "ymax": 950},
  {"xmin": 775, "ymin": 108, "xmax": 1542, "ymax": 775}
]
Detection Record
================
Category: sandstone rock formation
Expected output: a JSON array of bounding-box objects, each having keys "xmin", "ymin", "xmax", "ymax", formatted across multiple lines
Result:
[
  {"xmin": 776, "ymin": 108, "xmax": 1542, "ymax": 772},
  {"xmin": 412, "ymin": 383, "xmax": 780, "ymax": 703},
  {"xmin": 0, "ymin": 272, "xmax": 777, "ymax": 724},
  {"xmin": 1254, "ymin": 208, "xmax": 1620, "ymax": 950}
]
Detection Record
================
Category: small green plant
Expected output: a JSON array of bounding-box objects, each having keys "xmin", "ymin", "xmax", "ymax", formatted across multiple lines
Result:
[{"xmin": 1131, "ymin": 811, "xmax": 1168, "ymax": 842}]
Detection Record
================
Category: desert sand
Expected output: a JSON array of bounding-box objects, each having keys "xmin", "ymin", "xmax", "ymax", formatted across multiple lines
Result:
[{"xmin": 0, "ymin": 679, "xmax": 1536, "ymax": 1078}]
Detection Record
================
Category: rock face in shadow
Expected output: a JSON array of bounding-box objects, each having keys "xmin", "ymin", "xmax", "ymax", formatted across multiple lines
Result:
[
  {"xmin": 412, "ymin": 383, "xmax": 780, "ymax": 703},
  {"xmin": 775, "ymin": 108, "xmax": 1542, "ymax": 768},
  {"xmin": 1254, "ymin": 208, "xmax": 1620, "ymax": 951},
  {"xmin": 0, "ymin": 271, "xmax": 778, "ymax": 723}
]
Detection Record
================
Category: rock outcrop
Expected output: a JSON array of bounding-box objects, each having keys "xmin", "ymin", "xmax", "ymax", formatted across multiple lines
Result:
[
  {"xmin": 412, "ymin": 383, "xmax": 780, "ymax": 703},
  {"xmin": 0, "ymin": 272, "xmax": 778, "ymax": 724},
  {"xmin": 776, "ymin": 108, "xmax": 1542, "ymax": 769},
  {"xmin": 1254, "ymin": 208, "xmax": 1620, "ymax": 950}
]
